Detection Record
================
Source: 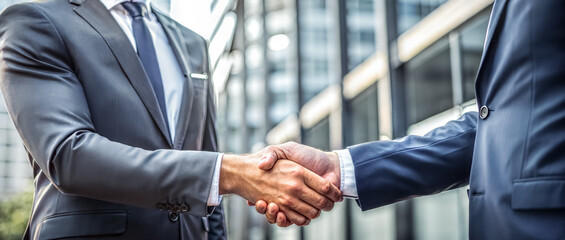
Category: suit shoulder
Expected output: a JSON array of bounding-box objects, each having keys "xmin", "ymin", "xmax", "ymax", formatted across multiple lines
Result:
[
  {"xmin": 0, "ymin": 0, "xmax": 69, "ymax": 24},
  {"xmin": 0, "ymin": 3, "xmax": 49, "ymax": 33}
]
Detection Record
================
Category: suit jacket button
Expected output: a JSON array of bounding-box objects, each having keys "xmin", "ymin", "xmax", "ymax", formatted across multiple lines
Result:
[
  {"xmin": 169, "ymin": 212, "xmax": 179, "ymax": 222},
  {"xmin": 156, "ymin": 203, "xmax": 165, "ymax": 210},
  {"xmin": 173, "ymin": 204, "xmax": 181, "ymax": 212},
  {"xmin": 181, "ymin": 204, "xmax": 190, "ymax": 212},
  {"xmin": 480, "ymin": 106, "xmax": 489, "ymax": 119},
  {"xmin": 165, "ymin": 204, "xmax": 173, "ymax": 211}
]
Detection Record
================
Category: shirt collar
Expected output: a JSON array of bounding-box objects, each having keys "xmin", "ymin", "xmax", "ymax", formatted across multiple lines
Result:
[{"xmin": 100, "ymin": 0, "xmax": 152, "ymax": 13}]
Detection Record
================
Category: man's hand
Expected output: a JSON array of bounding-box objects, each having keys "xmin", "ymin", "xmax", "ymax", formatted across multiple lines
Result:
[
  {"xmin": 219, "ymin": 152, "xmax": 341, "ymax": 226},
  {"xmin": 251, "ymin": 142, "xmax": 342, "ymax": 226}
]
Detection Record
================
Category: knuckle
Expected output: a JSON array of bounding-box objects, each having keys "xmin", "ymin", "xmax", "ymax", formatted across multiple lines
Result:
[
  {"xmin": 264, "ymin": 146, "xmax": 276, "ymax": 153},
  {"xmin": 320, "ymin": 181, "xmax": 331, "ymax": 194},
  {"xmin": 289, "ymin": 167, "xmax": 303, "ymax": 176},
  {"xmin": 288, "ymin": 182, "xmax": 300, "ymax": 192},
  {"xmin": 279, "ymin": 196, "xmax": 291, "ymax": 207},
  {"xmin": 283, "ymin": 141, "xmax": 298, "ymax": 149},
  {"xmin": 316, "ymin": 197, "xmax": 329, "ymax": 209}
]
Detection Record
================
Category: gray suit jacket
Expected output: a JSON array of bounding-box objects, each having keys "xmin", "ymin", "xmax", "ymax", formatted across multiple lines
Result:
[{"xmin": 0, "ymin": 0, "xmax": 226, "ymax": 239}]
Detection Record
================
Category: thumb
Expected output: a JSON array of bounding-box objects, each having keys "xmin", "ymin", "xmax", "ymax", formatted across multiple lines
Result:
[{"xmin": 258, "ymin": 149, "xmax": 278, "ymax": 170}]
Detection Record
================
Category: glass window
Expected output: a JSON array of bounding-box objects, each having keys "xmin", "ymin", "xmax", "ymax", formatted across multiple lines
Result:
[
  {"xmin": 303, "ymin": 118, "xmax": 330, "ymax": 151},
  {"xmin": 299, "ymin": 0, "xmax": 332, "ymax": 105},
  {"xmin": 405, "ymin": 38, "xmax": 453, "ymax": 126},
  {"xmin": 301, "ymin": 0, "xmax": 326, "ymax": 9},
  {"xmin": 397, "ymin": 0, "xmax": 449, "ymax": 34},
  {"xmin": 348, "ymin": 85, "xmax": 379, "ymax": 145},
  {"xmin": 346, "ymin": 0, "xmax": 377, "ymax": 71},
  {"xmin": 460, "ymin": 13, "xmax": 490, "ymax": 102},
  {"xmin": 414, "ymin": 189, "xmax": 469, "ymax": 240},
  {"xmin": 345, "ymin": 85, "xmax": 396, "ymax": 240}
]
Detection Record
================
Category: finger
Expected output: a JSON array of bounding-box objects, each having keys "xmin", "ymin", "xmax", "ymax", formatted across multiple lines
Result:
[
  {"xmin": 254, "ymin": 200, "xmax": 267, "ymax": 214},
  {"xmin": 258, "ymin": 150, "xmax": 278, "ymax": 170},
  {"xmin": 276, "ymin": 212, "xmax": 292, "ymax": 227},
  {"xmin": 247, "ymin": 200, "xmax": 255, "ymax": 206},
  {"xmin": 303, "ymin": 169, "xmax": 342, "ymax": 204},
  {"xmin": 279, "ymin": 194, "xmax": 321, "ymax": 220},
  {"xmin": 265, "ymin": 202, "xmax": 279, "ymax": 224},
  {"xmin": 296, "ymin": 184, "xmax": 334, "ymax": 212},
  {"xmin": 279, "ymin": 206, "xmax": 311, "ymax": 226}
]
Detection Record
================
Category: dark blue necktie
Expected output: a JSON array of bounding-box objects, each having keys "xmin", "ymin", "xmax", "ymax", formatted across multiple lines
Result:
[{"xmin": 122, "ymin": 1, "xmax": 170, "ymax": 133}]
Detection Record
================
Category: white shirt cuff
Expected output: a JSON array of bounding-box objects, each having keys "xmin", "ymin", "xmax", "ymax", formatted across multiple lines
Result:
[
  {"xmin": 207, "ymin": 153, "xmax": 223, "ymax": 206},
  {"xmin": 334, "ymin": 149, "xmax": 359, "ymax": 198}
]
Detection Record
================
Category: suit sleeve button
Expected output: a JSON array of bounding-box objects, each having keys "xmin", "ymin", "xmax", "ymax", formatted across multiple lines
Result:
[
  {"xmin": 169, "ymin": 212, "xmax": 179, "ymax": 222},
  {"xmin": 165, "ymin": 204, "xmax": 173, "ymax": 211},
  {"xmin": 480, "ymin": 106, "xmax": 489, "ymax": 119},
  {"xmin": 173, "ymin": 204, "xmax": 181, "ymax": 212},
  {"xmin": 156, "ymin": 203, "xmax": 165, "ymax": 210}
]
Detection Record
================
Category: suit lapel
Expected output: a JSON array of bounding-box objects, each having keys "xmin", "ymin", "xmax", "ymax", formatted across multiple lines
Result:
[
  {"xmin": 152, "ymin": 8, "xmax": 197, "ymax": 149},
  {"xmin": 475, "ymin": 0, "xmax": 509, "ymax": 101},
  {"xmin": 72, "ymin": 0, "xmax": 173, "ymax": 147}
]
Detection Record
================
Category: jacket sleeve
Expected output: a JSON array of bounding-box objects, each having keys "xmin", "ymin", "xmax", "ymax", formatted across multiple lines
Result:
[
  {"xmin": 349, "ymin": 112, "xmax": 477, "ymax": 211},
  {"xmin": 0, "ymin": 3, "xmax": 217, "ymax": 217}
]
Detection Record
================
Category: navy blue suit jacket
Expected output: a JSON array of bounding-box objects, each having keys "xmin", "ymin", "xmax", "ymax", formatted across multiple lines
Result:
[{"xmin": 350, "ymin": 0, "xmax": 565, "ymax": 239}]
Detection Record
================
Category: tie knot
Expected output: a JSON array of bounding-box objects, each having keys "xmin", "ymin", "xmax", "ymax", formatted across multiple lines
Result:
[{"xmin": 121, "ymin": 1, "xmax": 148, "ymax": 19}]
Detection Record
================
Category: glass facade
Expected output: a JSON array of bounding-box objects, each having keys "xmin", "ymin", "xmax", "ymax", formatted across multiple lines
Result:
[
  {"xmin": 397, "ymin": 0, "xmax": 449, "ymax": 34},
  {"xmin": 348, "ymin": 85, "xmax": 379, "ymax": 144},
  {"xmin": 405, "ymin": 38, "xmax": 453, "ymax": 126},
  {"xmin": 303, "ymin": 118, "xmax": 331, "ymax": 151},
  {"xmin": 0, "ymin": 104, "xmax": 30, "ymax": 199},
  {"xmin": 298, "ymin": 0, "xmax": 335, "ymax": 104},
  {"xmin": 460, "ymin": 16, "xmax": 489, "ymax": 102},
  {"xmin": 346, "ymin": 0, "xmax": 377, "ymax": 71},
  {"xmin": 223, "ymin": 1, "xmax": 492, "ymax": 239}
]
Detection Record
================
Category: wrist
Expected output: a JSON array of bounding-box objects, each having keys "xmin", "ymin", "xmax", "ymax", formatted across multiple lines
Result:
[
  {"xmin": 325, "ymin": 151, "xmax": 341, "ymax": 188},
  {"xmin": 219, "ymin": 154, "xmax": 241, "ymax": 195}
]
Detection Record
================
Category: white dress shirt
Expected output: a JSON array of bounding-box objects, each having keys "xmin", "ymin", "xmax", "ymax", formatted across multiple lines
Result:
[
  {"xmin": 335, "ymin": 149, "xmax": 359, "ymax": 198},
  {"xmin": 100, "ymin": 0, "xmax": 222, "ymax": 206}
]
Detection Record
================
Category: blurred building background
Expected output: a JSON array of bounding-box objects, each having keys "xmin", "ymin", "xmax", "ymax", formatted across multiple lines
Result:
[{"xmin": 0, "ymin": 0, "xmax": 493, "ymax": 239}]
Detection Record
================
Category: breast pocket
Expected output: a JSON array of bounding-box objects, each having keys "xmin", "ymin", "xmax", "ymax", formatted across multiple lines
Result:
[{"xmin": 190, "ymin": 73, "xmax": 208, "ymax": 97}]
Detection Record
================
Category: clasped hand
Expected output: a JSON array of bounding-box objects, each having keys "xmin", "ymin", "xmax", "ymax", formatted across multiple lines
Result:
[
  {"xmin": 247, "ymin": 142, "xmax": 342, "ymax": 227},
  {"xmin": 219, "ymin": 142, "xmax": 342, "ymax": 226}
]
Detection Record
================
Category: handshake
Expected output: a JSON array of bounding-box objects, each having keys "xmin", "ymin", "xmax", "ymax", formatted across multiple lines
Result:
[{"xmin": 218, "ymin": 142, "xmax": 343, "ymax": 227}]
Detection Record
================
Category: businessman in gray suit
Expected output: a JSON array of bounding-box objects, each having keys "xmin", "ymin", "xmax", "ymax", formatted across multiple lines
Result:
[
  {"xmin": 0, "ymin": 0, "xmax": 341, "ymax": 239},
  {"xmin": 254, "ymin": 0, "xmax": 565, "ymax": 238}
]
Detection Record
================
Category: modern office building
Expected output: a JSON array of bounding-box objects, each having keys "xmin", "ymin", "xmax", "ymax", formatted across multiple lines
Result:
[{"xmin": 219, "ymin": 0, "xmax": 493, "ymax": 239}]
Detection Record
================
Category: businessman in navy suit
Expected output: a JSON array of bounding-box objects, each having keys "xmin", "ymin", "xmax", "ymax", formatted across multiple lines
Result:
[{"xmin": 254, "ymin": 0, "xmax": 565, "ymax": 238}]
